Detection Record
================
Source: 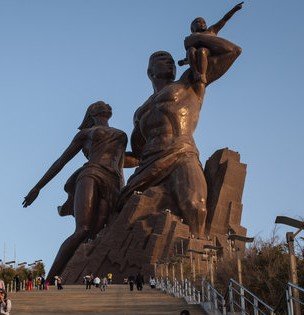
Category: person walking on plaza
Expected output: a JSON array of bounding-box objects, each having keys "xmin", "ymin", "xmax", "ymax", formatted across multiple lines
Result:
[
  {"xmin": 40, "ymin": 276, "xmax": 45, "ymax": 290},
  {"xmin": 84, "ymin": 274, "xmax": 93, "ymax": 289},
  {"xmin": 0, "ymin": 280, "xmax": 5, "ymax": 291},
  {"xmin": 93, "ymin": 276, "xmax": 100, "ymax": 288},
  {"xmin": 149, "ymin": 276, "xmax": 156, "ymax": 289},
  {"xmin": 13, "ymin": 276, "xmax": 20, "ymax": 292},
  {"xmin": 128, "ymin": 275, "xmax": 135, "ymax": 291},
  {"xmin": 107, "ymin": 272, "xmax": 112, "ymax": 285},
  {"xmin": 56, "ymin": 276, "xmax": 63, "ymax": 290},
  {"xmin": 27, "ymin": 274, "xmax": 33, "ymax": 291},
  {"xmin": 135, "ymin": 273, "xmax": 144, "ymax": 291},
  {"xmin": 100, "ymin": 276, "xmax": 108, "ymax": 291},
  {"xmin": 0, "ymin": 289, "xmax": 11, "ymax": 315}
]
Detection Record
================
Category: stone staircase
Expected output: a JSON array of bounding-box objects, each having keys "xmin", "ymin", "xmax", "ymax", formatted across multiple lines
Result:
[{"xmin": 10, "ymin": 284, "xmax": 205, "ymax": 314}]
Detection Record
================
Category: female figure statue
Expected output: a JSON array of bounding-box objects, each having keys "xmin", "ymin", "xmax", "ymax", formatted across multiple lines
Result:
[{"xmin": 23, "ymin": 101, "xmax": 128, "ymax": 280}]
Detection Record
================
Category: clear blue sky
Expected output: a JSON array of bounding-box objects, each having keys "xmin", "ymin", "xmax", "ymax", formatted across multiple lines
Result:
[{"xmin": 1, "ymin": 0, "xmax": 303, "ymax": 272}]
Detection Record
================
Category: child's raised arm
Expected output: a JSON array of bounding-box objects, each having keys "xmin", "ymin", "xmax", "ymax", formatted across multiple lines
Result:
[{"xmin": 209, "ymin": 2, "xmax": 244, "ymax": 35}]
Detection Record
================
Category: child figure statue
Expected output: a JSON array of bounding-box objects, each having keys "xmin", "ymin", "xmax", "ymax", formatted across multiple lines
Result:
[{"xmin": 178, "ymin": 2, "xmax": 244, "ymax": 83}]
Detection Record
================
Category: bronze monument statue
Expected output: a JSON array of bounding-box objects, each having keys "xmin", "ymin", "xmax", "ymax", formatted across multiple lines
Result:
[
  {"xmin": 118, "ymin": 25, "xmax": 242, "ymax": 238},
  {"xmin": 23, "ymin": 101, "xmax": 129, "ymax": 280},
  {"xmin": 23, "ymin": 4, "xmax": 248, "ymax": 282},
  {"xmin": 58, "ymin": 6, "xmax": 245, "ymax": 282}
]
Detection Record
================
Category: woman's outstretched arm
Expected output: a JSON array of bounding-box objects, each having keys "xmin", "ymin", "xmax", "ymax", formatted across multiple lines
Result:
[{"xmin": 22, "ymin": 131, "xmax": 85, "ymax": 207}]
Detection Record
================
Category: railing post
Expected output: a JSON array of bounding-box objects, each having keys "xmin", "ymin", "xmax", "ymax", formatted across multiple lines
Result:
[
  {"xmin": 222, "ymin": 297, "xmax": 227, "ymax": 315},
  {"xmin": 240, "ymin": 287, "xmax": 246, "ymax": 315},
  {"xmin": 185, "ymin": 279, "xmax": 188, "ymax": 296},
  {"xmin": 229, "ymin": 282, "xmax": 234, "ymax": 313},
  {"xmin": 288, "ymin": 285, "xmax": 294, "ymax": 315},
  {"xmin": 201, "ymin": 278, "xmax": 205, "ymax": 302},
  {"xmin": 214, "ymin": 289, "xmax": 218, "ymax": 310},
  {"xmin": 207, "ymin": 283, "xmax": 211, "ymax": 302},
  {"xmin": 192, "ymin": 285, "xmax": 196, "ymax": 303},
  {"xmin": 253, "ymin": 297, "xmax": 259, "ymax": 315}
]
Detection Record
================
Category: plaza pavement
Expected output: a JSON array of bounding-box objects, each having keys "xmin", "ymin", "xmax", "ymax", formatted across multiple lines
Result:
[{"xmin": 9, "ymin": 284, "xmax": 205, "ymax": 314}]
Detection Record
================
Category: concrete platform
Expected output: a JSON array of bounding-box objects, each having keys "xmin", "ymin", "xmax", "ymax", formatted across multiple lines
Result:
[{"xmin": 9, "ymin": 285, "xmax": 204, "ymax": 314}]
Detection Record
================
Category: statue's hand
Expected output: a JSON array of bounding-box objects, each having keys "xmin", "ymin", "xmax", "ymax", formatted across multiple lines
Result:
[
  {"xmin": 23, "ymin": 187, "xmax": 40, "ymax": 207},
  {"xmin": 234, "ymin": 1, "xmax": 244, "ymax": 11}
]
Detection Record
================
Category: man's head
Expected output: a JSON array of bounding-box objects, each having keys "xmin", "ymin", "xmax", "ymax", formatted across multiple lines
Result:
[
  {"xmin": 147, "ymin": 51, "xmax": 176, "ymax": 82},
  {"xmin": 191, "ymin": 17, "xmax": 207, "ymax": 33}
]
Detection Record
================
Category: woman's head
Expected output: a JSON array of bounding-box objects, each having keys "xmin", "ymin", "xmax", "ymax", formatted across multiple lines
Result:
[
  {"xmin": 147, "ymin": 51, "xmax": 176, "ymax": 82},
  {"xmin": 79, "ymin": 101, "xmax": 112, "ymax": 130}
]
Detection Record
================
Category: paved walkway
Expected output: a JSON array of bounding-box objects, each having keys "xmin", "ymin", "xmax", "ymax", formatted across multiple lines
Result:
[{"xmin": 10, "ymin": 285, "xmax": 204, "ymax": 314}]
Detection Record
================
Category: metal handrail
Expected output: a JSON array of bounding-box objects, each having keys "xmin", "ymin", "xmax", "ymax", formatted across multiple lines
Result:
[
  {"xmin": 201, "ymin": 278, "xmax": 227, "ymax": 314},
  {"xmin": 228, "ymin": 278, "xmax": 275, "ymax": 315},
  {"xmin": 285, "ymin": 282, "xmax": 304, "ymax": 315},
  {"xmin": 156, "ymin": 277, "xmax": 201, "ymax": 305}
]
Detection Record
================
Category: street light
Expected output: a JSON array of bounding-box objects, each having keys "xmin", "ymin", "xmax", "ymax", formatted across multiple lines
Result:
[
  {"xmin": 228, "ymin": 234, "xmax": 254, "ymax": 285},
  {"xmin": 275, "ymin": 215, "xmax": 304, "ymax": 315},
  {"xmin": 28, "ymin": 263, "xmax": 36, "ymax": 267},
  {"xmin": 17, "ymin": 262, "xmax": 27, "ymax": 266},
  {"xmin": 202, "ymin": 245, "xmax": 222, "ymax": 286}
]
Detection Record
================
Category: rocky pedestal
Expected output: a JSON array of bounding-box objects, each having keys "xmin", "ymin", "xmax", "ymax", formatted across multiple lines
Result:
[{"xmin": 61, "ymin": 148, "xmax": 247, "ymax": 283}]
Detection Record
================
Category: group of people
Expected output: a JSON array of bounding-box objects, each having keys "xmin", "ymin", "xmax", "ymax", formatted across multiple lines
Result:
[
  {"xmin": 34, "ymin": 276, "xmax": 47, "ymax": 290},
  {"xmin": 84, "ymin": 273, "xmax": 112, "ymax": 291},
  {"xmin": 25, "ymin": 274, "xmax": 48, "ymax": 291},
  {"xmin": 126, "ymin": 274, "xmax": 157, "ymax": 291},
  {"xmin": 127, "ymin": 273, "xmax": 144, "ymax": 291}
]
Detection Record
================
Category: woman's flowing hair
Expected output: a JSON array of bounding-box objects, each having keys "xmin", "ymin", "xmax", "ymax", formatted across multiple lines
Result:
[{"xmin": 78, "ymin": 101, "xmax": 112, "ymax": 130}]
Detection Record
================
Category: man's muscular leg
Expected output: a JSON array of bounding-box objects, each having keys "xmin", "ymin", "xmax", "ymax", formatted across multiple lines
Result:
[{"xmin": 170, "ymin": 159, "xmax": 208, "ymax": 238}]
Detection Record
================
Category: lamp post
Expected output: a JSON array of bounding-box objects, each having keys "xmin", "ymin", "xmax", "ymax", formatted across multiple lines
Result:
[
  {"xmin": 227, "ymin": 234, "xmax": 254, "ymax": 285},
  {"xmin": 202, "ymin": 245, "xmax": 222, "ymax": 287},
  {"xmin": 5, "ymin": 261, "xmax": 15, "ymax": 269},
  {"xmin": 275, "ymin": 215, "xmax": 304, "ymax": 315},
  {"xmin": 187, "ymin": 249, "xmax": 197, "ymax": 282}
]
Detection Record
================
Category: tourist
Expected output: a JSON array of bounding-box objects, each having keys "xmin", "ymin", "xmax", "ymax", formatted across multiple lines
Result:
[
  {"xmin": 0, "ymin": 280, "xmax": 4, "ymax": 291},
  {"xmin": 13, "ymin": 276, "xmax": 20, "ymax": 292},
  {"xmin": 27, "ymin": 274, "xmax": 33, "ymax": 291},
  {"xmin": 107, "ymin": 272, "xmax": 113, "ymax": 284},
  {"xmin": 40, "ymin": 276, "xmax": 45, "ymax": 290},
  {"xmin": 149, "ymin": 276, "xmax": 156, "ymax": 289},
  {"xmin": 93, "ymin": 276, "xmax": 100, "ymax": 288},
  {"xmin": 36, "ymin": 276, "xmax": 41, "ymax": 290},
  {"xmin": 56, "ymin": 276, "xmax": 63, "ymax": 290},
  {"xmin": 84, "ymin": 274, "xmax": 93, "ymax": 289},
  {"xmin": 101, "ymin": 276, "xmax": 108, "ymax": 291},
  {"xmin": 128, "ymin": 275, "xmax": 135, "ymax": 291},
  {"xmin": 0, "ymin": 289, "xmax": 11, "ymax": 315},
  {"xmin": 135, "ymin": 273, "xmax": 144, "ymax": 291}
]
